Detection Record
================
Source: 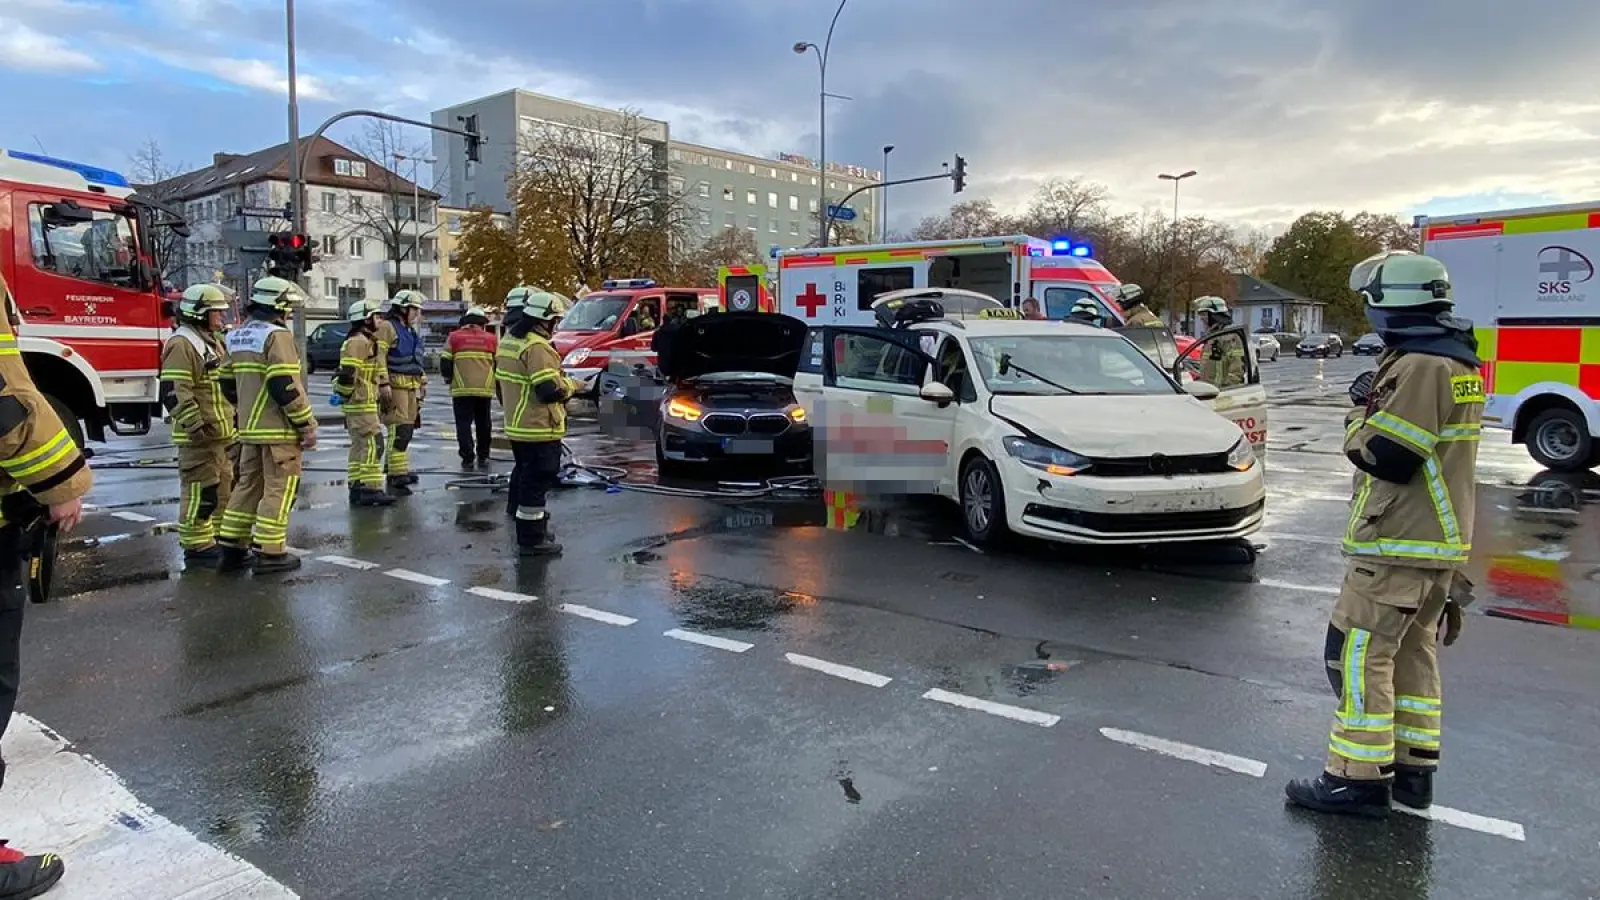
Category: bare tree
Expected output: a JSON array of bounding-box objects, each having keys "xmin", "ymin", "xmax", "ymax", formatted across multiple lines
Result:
[
  {"xmin": 513, "ymin": 110, "xmax": 693, "ymax": 288},
  {"xmin": 128, "ymin": 138, "xmax": 196, "ymax": 288},
  {"xmin": 323, "ymin": 121, "xmax": 449, "ymax": 295},
  {"xmin": 1016, "ymin": 177, "xmax": 1110, "ymax": 238}
]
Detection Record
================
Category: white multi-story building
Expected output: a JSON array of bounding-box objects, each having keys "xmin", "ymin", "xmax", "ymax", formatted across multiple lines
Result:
[{"xmin": 154, "ymin": 137, "xmax": 441, "ymax": 319}]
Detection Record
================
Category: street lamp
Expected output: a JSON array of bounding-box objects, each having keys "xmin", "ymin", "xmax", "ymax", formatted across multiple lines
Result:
[
  {"xmin": 393, "ymin": 152, "xmax": 436, "ymax": 294},
  {"xmin": 794, "ymin": 0, "xmax": 851, "ymax": 246},
  {"xmin": 1158, "ymin": 170, "xmax": 1198, "ymax": 333},
  {"xmin": 880, "ymin": 144, "xmax": 894, "ymax": 242}
]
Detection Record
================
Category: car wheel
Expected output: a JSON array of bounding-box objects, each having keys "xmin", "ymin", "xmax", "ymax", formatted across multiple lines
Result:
[
  {"xmin": 654, "ymin": 436, "xmax": 690, "ymax": 479},
  {"xmin": 307, "ymin": 358, "xmax": 317, "ymax": 375},
  {"xmin": 1526, "ymin": 408, "xmax": 1594, "ymax": 472},
  {"xmin": 958, "ymin": 455, "xmax": 1008, "ymax": 546}
]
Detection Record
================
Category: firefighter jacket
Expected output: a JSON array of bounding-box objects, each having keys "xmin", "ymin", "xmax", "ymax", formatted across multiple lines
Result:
[
  {"xmin": 1342, "ymin": 350, "xmax": 1484, "ymax": 569},
  {"xmin": 496, "ymin": 329, "xmax": 576, "ymax": 442},
  {"xmin": 1123, "ymin": 305, "xmax": 1161, "ymax": 327},
  {"xmin": 159, "ymin": 326, "xmax": 237, "ymax": 446},
  {"xmin": 335, "ymin": 328, "xmax": 386, "ymax": 415},
  {"xmin": 374, "ymin": 317, "xmax": 396, "ymax": 383},
  {"xmin": 0, "ymin": 276, "xmax": 92, "ymax": 527},
  {"xmin": 383, "ymin": 313, "xmax": 426, "ymax": 389},
  {"xmin": 441, "ymin": 327, "xmax": 498, "ymax": 398},
  {"xmin": 226, "ymin": 317, "xmax": 316, "ymax": 444}
]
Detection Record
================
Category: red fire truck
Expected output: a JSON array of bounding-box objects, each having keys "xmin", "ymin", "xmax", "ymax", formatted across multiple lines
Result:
[{"xmin": 0, "ymin": 148, "xmax": 179, "ymax": 448}]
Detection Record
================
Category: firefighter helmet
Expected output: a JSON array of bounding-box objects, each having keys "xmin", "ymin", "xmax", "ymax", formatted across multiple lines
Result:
[
  {"xmin": 1117, "ymin": 283, "xmax": 1145, "ymax": 305},
  {"xmin": 178, "ymin": 283, "xmax": 233, "ymax": 323},
  {"xmin": 506, "ymin": 286, "xmax": 569, "ymax": 322},
  {"xmin": 1068, "ymin": 298, "xmax": 1102, "ymax": 322},
  {"xmin": 1349, "ymin": 250, "xmax": 1452, "ymax": 308},
  {"xmin": 248, "ymin": 276, "xmax": 305, "ymax": 314},
  {"xmin": 462, "ymin": 306, "xmax": 490, "ymax": 326},
  {"xmin": 346, "ymin": 298, "xmax": 381, "ymax": 324},
  {"xmin": 388, "ymin": 289, "xmax": 428, "ymax": 311},
  {"xmin": 1193, "ymin": 296, "xmax": 1228, "ymax": 316}
]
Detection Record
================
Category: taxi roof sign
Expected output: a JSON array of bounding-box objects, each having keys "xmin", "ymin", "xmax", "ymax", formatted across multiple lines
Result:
[{"xmin": 977, "ymin": 307, "xmax": 1023, "ymax": 319}]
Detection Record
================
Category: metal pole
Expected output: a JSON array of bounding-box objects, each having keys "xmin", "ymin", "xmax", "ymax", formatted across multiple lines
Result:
[
  {"xmin": 881, "ymin": 145, "xmax": 893, "ymax": 241},
  {"xmin": 412, "ymin": 158, "xmax": 421, "ymax": 290},
  {"xmin": 285, "ymin": 0, "xmax": 307, "ymax": 357}
]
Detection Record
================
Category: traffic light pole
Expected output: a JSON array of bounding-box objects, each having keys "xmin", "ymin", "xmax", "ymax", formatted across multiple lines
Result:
[{"xmin": 821, "ymin": 169, "xmax": 957, "ymax": 247}]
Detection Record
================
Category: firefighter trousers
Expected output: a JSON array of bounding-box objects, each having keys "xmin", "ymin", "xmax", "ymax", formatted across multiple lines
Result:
[
  {"xmin": 345, "ymin": 413, "xmax": 384, "ymax": 488},
  {"xmin": 218, "ymin": 443, "xmax": 303, "ymax": 556},
  {"xmin": 509, "ymin": 440, "xmax": 562, "ymax": 544},
  {"xmin": 452, "ymin": 396, "xmax": 492, "ymax": 463},
  {"xmin": 383, "ymin": 383, "xmax": 421, "ymax": 476},
  {"xmin": 0, "ymin": 528, "xmax": 23, "ymax": 790},
  {"xmin": 176, "ymin": 441, "xmax": 234, "ymax": 551},
  {"xmin": 1323, "ymin": 561, "xmax": 1451, "ymax": 781}
]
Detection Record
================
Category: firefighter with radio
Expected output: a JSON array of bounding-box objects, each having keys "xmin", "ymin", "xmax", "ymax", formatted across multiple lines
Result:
[
  {"xmin": 1117, "ymin": 284, "xmax": 1162, "ymax": 327},
  {"xmin": 377, "ymin": 290, "xmax": 428, "ymax": 494},
  {"xmin": 1192, "ymin": 295, "xmax": 1245, "ymax": 388},
  {"xmin": 216, "ymin": 276, "xmax": 317, "ymax": 574},
  {"xmin": 1286, "ymin": 251, "xmax": 1483, "ymax": 819},
  {"xmin": 497, "ymin": 286, "xmax": 577, "ymax": 557},
  {"xmin": 336, "ymin": 299, "xmax": 395, "ymax": 507},
  {"xmin": 159, "ymin": 284, "xmax": 238, "ymax": 567},
  {"xmin": 0, "ymin": 270, "xmax": 89, "ymax": 899},
  {"xmin": 440, "ymin": 307, "xmax": 498, "ymax": 469}
]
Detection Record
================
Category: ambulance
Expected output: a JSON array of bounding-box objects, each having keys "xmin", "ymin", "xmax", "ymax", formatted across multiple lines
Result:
[{"xmin": 1418, "ymin": 203, "xmax": 1600, "ymax": 471}]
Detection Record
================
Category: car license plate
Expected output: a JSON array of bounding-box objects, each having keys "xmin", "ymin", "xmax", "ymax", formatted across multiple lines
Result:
[{"xmin": 722, "ymin": 437, "xmax": 773, "ymax": 454}]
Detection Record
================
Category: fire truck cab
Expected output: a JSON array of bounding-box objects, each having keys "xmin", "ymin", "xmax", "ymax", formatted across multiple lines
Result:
[
  {"xmin": 0, "ymin": 149, "xmax": 174, "ymax": 446},
  {"xmin": 555, "ymin": 278, "xmax": 719, "ymax": 399}
]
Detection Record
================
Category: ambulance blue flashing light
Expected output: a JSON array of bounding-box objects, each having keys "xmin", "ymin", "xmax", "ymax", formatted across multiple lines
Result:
[
  {"xmin": 601, "ymin": 278, "xmax": 657, "ymax": 290},
  {"xmin": 1047, "ymin": 238, "xmax": 1093, "ymax": 258},
  {"xmin": 6, "ymin": 149, "xmax": 132, "ymax": 188}
]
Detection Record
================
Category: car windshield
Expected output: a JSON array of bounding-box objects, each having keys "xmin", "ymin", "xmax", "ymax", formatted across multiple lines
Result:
[
  {"xmin": 969, "ymin": 334, "xmax": 1176, "ymax": 396},
  {"xmin": 1358, "ymin": 333, "xmax": 1380, "ymax": 342},
  {"xmin": 556, "ymin": 295, "xmax": 629, "ymax": 331},
  {"xmin": 1305, "ymin": 333, "xmax": 1335, "ymax": 341}
]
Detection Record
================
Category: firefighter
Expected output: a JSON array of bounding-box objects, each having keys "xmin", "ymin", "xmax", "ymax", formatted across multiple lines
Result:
[
  {"xmin": 1066, "ymin": 298, "xmax": 1102, "ymax": 326},
  {"xmin": 378, "ymin": 290, "xmax": 428, "ymax": 495},
  {"xmin": 336, "ymin": 299, "xmax": 395, "ymax": 507},
  {"xmin": 497, "ymin": 286, "xmax": 577, "ymax": 557},
  {"xmin": 159, "ymin": 284, "xmax": 238, "ymax": 567},
  {"xmin": 216, "ymin": 276, "xmax": 317, "ymax": 574},
  {"xmin": 0, "ymin": 271, "xmax": 87, "ymax": 898},
  {"xmin": 1193, "ymin": 296, "xmax": 1245, "ymax": 387},
  {"xmin": 441, "ymin": 307, "xmax": 498, "ymax": 469},
  {"xmin": 1117, "ymin": 284, "xmax": 1162, "ymax": 327},
  {"xmin": 1286, "ymin": 250, "xmax": 1483, "ymax": 819}
]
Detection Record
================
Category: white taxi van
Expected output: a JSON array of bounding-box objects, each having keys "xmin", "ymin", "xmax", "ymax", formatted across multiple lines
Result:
[{"xmin": 792, "ymin": 290, "xmax": 1267, "ymax": 546}]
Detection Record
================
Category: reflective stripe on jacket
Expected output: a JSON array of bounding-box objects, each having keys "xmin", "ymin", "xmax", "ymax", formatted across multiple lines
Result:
[
  {"xmin": 0, "ymin": 272, "xmax": 92, "ymax": 522},
  {"xmin": 496, "ymin": 333, "xmax": 572, "ymax": 442},
  {"xmin": 443, "ymin": 327, "xmax": 498, "ymax": 397},
  {"xmin": 1342, "ymin": 350, "xmax": 1484, "ymax": 568},
  {"xmin": 336, "ymin": 331, "xmax": 385, "ymax": 415},
  {"xmin": 160, "ymin": 330, "xmax": 236, "ymax": 445},
  {"xmin": 227, "ymin": 319, "xmax": 315, "ymax": 444}
]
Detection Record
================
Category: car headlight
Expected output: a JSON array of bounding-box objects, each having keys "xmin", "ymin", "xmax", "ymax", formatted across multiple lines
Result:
[
  {"xmin": 1002, "ymin": 435, "xmax": 1090, "ymax": 476},
  {"xmin": 787, "ymin": 404, "xmax": 808, "ymax": 423},
  {"xmin": 1227, "ymin": 438, "xmax": 1256, "ymax": 471},
  {"xmin": 666, "ymin": 397, "xmax": 702, "ymax": 422},
  {"xmin": 563, "ymin": 347, "xmax": 592, "ymax": 367}
]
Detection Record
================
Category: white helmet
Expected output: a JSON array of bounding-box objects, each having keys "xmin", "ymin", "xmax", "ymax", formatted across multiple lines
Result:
[
  {"xmin": 1117, "ymin": 283, "xmax": 1146, "ymax": 305},
  {"xmin": 389, "ymin": 289, "xmax": 428, "ymax": 311},
  {"xmin": 1349, "ymin": 250, "xmax": 1452, "ymax": 308},
  {"xmin": 178, "ymin": 283, "xmax": 233, "ymax": 323},
  {"xmin": 346, "ymin": 298, "xmax": 382, "ymax": 324},
  {"xmin": 248, "ymin": 276, "xmax": 305, "ymax": 314},
  {"xmin": 1193, "ymin": 296, "xmax": 1228, "ymax": 316},
  {"xmin": 506, "ymin": 286, "xmax": 569, "ymax": 322},
  {"xmin": 1069, "ymin": 298, "xmax": 1101, "ymax": 319}
]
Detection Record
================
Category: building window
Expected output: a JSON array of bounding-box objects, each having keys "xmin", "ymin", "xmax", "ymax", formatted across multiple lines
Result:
[
  {"xmin": 698, "ymin": 181, "xmax": 710, "ymax": 198},
  {"xmin": 671, "ymin": 149, "xmax": 683, "ymax": 162},
  {"xmin": 352, "ymin": 161, "xmax": 368, "ymax": 177},
  {"xmin": 746, "ymin": 214, "xmax": 758, "ymax": 231},
  {"xmin": 747, "ymin": 163, "xmax": 756, "ymax": 174},
  {"xmin": 808, "ymin": 198, "xmax": 819, "ymax": 213},
  {"xmin": 767, "ymin": 192, "xmax": 778, "ymax": 209},
  {"xmin": 324, "ymin": 277, "xmax": 339, "ymax": 297},
  {"xmin": 350, "ymin": 278, "xmax": 366, "ymax": 296},
  {"xmin": 724, "ymin": 158, "xmax": 734, "ymax": 170},
  {"xmin": 745, "ymin": 190, "xmax": 757, "ymax": 205},
  {"xmin": 669, "ymin": 176, "xmax": 685, "ymax": 193},
  {"xmin": 321, "ymin": 191, "xmax": 336, "ymax": 213},
  {"xmin": 810, "ymin": 176, "xmax": 818, "ymax": 186},
  {"xmin": 322, "ymin": 235, "xmax": 339, "ymax": 256},
  {"xmin": 788, "ymin": 195, "xmax": 799, "ymax": 211},
  {"xmin": 790, "ymin": 172, "xmax": 799, "ymax": 183},
  {"xmin": 724, "ymin": 212, "xmax": 735, "ymax": 228},
  {"xmin": 447, "ymin": 214, "xmax": 462, "ymax": 234},
  {"xmin": 465, "ymin": 159, "xmax": 477, "ymax": 180},
  {"xmin": 722, "ymin": 186, "xmax": 734, "ymax": 201},
  {"xmin": 464, "ymin": 192, "xmax": 476, "ymax": 206},
  {"xmin": 790, "ymin": 221, "xmax": 800, "ymax": 236},
  {"xmin": 769, "ymin": 219, "xmax": 779, "ymax": 233},
  {"xmin": 349, "ymin": 237, "xmax": 365, "ymax": 258},
  {"xmin": 698, "ymin": 210, "xmax": 711, "ymax": 226},
  {"xmin": 769, "ymin": 168, "xmax": 778, "ymax": 178},
  {"xmin": 334, "ymin": 159, "xmax": 351, "ymax": 176}
]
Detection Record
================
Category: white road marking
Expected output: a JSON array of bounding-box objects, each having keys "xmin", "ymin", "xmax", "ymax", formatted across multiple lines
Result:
[
  {"xmin": 1098, "ymin": 727, "xmax": 1268, "ymax": 777},
  {"xmin": 921, "ymin": 688, "xmax": 1059, "ymax": 727},
  {"xmin": 466, "ymin": 585, "xmax": 539, "ymax": 604},
  {"xmin": 1258, "ymin": 531, "xmax": 1341, "ymax": 546},
  {"xmin": 785, "ymin": 652, "xmax": 891, "ymax": 686},
  {"xmin": 82, "ymin": 503, "xmax": 100, "ymax": 511},
  {"xmin": 383, "ymin": 568, "xmax": 451, "ymax": 587},
  {"xmin": 1258, "ymin": 577, "xmax": 1340, "ymax": 595},
  {"xmin": 1393, "ymin": 802, "xmax": 1526, "ymax": 841},
  {"xmin": 666, "ymin": 629, "xmax": 754, "ymax": 653},
  {"xmin": 558, "ymin": 603, "xmax": 637, "ymax": 626},
  {"xmin": 286, "ymin": 546, "xmax": 311, "ymax": 557},
  {"xmin": 317, "ymin": 554, "xmax": 381, "ymax": 570},
  {"xmin": 111, "ymin": 511, "xmax": 157, "ymax": 522},
  {"xmin": 3, "ymin": 713, "xmax": 299, "ymax": 898}
]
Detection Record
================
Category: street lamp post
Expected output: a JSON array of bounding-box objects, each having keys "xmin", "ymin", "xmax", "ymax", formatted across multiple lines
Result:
[
  {"xmin": 393, "ymin": 152, "xmax": 436, "ymax": 294},
  {"xmin": 284, "ymin": 0, "xmax": 307, "ymax": 357},
  {"xmin": 794, "ymin": 0, "xmax": 850, "ymax": 247},
  {"xmin": 881, "ymin": 144, "xmax": 894, "ymax": 242},
  {"xmin": 1158, "ymin": 169, "xmax": 1198, "ymax": 332}
]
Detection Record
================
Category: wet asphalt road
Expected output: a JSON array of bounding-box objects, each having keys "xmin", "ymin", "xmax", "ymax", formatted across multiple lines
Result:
[{"xmin": 9, "ymin": 356, "xmax": 1600, "ymax": 899}]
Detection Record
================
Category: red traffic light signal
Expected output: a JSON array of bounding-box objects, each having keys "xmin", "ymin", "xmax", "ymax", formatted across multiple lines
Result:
[{"xmin": 267, "ymin": 232, "xmax": 316, "ymax": 275}]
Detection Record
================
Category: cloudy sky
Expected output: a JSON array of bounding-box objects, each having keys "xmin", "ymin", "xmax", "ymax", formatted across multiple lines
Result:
[{"xmin": 5, "ymin": 0, "xmax": 1599, "ymax": 231}]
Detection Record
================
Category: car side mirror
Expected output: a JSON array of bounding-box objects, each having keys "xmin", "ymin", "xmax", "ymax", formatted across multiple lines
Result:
[
  {"xmin": 1184, "ymin": 380, "xmax": 1220, "ymax": 401},
  {"xmin": 919, "ymin": 382, "xmax": 955, "ymax": 404}
]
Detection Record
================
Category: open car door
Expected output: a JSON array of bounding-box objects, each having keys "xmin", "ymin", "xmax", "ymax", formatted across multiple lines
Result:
[{"xmin": 1173, "ymin": 324, "xmax": 1268, "ymax": 458}]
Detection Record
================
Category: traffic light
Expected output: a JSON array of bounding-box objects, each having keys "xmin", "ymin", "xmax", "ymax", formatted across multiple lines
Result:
[
  {"xmin": 463, "ymin": 114, "xmax": 483, "ymax": 164},
  {"xmin": 267, "ymin": 232, "xmax": 316, "ymax": 277},
  {"xmin": 952, "ymin": 155, "xmax": 967, "ymax": 194}
]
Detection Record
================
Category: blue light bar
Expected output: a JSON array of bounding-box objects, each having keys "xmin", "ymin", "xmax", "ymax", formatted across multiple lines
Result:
[
  {"xmin": 1050, "ymin": 239, "xmax": 1071, "ymax": 252},
  {"xmin": 1070, "ymin": 245, "xmax": 1091, "ymax": 257},
  {"xmin": 6, "ymin": 149, "xmax": 131, "ymax": 188}
]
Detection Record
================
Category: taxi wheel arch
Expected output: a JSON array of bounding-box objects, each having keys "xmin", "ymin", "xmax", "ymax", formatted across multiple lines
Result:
[
  {"xmin": 958, "ymin": 451, "xmax": 1008, "ymax": 546},
  {"xmin": 1517, "ymin": 400, "xmax": 1594, "ymax": 472}
]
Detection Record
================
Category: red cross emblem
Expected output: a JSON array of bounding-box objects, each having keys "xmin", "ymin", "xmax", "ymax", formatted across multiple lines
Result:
[{"xmin": 796, "ymin": 283, "xmax": 827, "ymax": 318}]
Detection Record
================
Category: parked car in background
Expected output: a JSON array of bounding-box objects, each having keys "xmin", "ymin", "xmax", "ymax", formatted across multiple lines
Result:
[
  {"xmin": 1352, "ymin": 332, "xmax": 1384, "ymax": 356},
  {"xmin": 1253, "ymin": 333, "xmax": 1280, "ymax": 362},
  {"xmin": 1296, "ymin": 332, "xmax": 1344, "ymax": 358},
  {"xmin": 305, "ymin": 322, "xmax": 350, "ymax": 374}
]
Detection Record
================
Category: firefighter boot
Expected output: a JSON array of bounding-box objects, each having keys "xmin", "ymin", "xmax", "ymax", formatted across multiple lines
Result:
[
  {"xmin": 349, "ymin": 485, "xmax": 395, "ymax": 507},
  {"xmin": 0, "ymin": 840, "xmax": 65, "ymax": 900},
  {"xmin": 253, "ymin": 552, "xmax": 303, "ymax": 575},
  {"xmin": 183, "ymin": 546, "xmax": 223, "ymax": 568},
  {"xmin": 386, "ymin": 475, "xmax": 414, "ymax": 497},
  {"xmin": 404, "ymin": 473, "xmax": 420, "ymax": 486},
  {"xmin": 215, "ymin": 542, "xmax": 255, "ymax": 574},
  {"xmin": 515, "ymin": 510, "xmax": 563, "ymax": 558},
  {"xmin": 1392, "ymin": 764, "xmax": 1434, "ymax": 810},
  {"xmin": 1285, "ymin": 772, "xmax": 1390, "ymax": 819}
]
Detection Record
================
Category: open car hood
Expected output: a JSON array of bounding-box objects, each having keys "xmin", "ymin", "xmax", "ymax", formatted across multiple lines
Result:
[{"xmin": 659, "ymin": 312, "xmax": 808, "ymax": 380}]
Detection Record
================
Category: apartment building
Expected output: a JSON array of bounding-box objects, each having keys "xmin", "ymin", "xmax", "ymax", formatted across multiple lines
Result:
[{"xmin": 153, "ymin": 137, "xmax": 440, "ymax": 316}]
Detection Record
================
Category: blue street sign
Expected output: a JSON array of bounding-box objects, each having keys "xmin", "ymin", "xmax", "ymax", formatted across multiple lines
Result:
[{"xmin": 827, "ymin": 204, "xmax": 857, "ymax": 222}]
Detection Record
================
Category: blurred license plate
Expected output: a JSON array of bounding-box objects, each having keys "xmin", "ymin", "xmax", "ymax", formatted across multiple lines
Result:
[{"xmin": 722, "ymin": 438, "xmax": 773, "ymax": 454}]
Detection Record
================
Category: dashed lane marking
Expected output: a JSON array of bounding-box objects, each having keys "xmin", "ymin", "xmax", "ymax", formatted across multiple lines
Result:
[
  {"xmin": 1258, "ymin": 577, "xmax": 1340, "ymax": 595},
  {"xmin": 466, "ymin": 585, "xmax": 539, "ymax": 604},
  {"xmin": 666, "ymin": 629, "xmax": 754, "ymax": 653},
  {"xmin": 1099, "ymin": 727, "xmax": 1268, "ymax": 777},
  {"xmin": 921, "ymin": 688, "xmax": 1059, "ymax": 727},
  {"xmin": 785, "ymin": 652, "xmax": 892, "ymax": 686},
  {"xmin": 3, "ymin": 713, "xmax": 300, "ymax": 898},
  {"xmin": 1394, "ymin": 802, "xmax": 1527, "ymax": 842},
  {"xmin": 317, "ymin": 554, "xmax": 381, "ymax": 570},
  {"xmin": 558, "ymin": 603, "xmax": 637, "ymax": 626},
  {"xmin": 111, "ymin": 511, "xmax": 157, "ymax": 523},
  {"xmin": 383, "ymin": 568, "xmax": 451, "ymax": 587}
]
